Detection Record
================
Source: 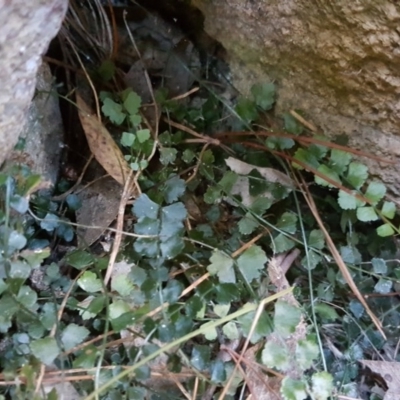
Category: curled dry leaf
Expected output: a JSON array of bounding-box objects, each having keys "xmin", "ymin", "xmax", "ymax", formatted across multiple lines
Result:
[{"xmin": 76, "ymin": 94, "xmax": 137, "ymax": 196}]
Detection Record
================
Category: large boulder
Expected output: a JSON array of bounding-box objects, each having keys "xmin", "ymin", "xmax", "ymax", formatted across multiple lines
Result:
[
  {"xmin": 193, "ymin": 0, "xmax": 400, "ymax": 195},
  {"xmin": 0, "ymin": 1, "xmax": 68, "ymax": 166}
]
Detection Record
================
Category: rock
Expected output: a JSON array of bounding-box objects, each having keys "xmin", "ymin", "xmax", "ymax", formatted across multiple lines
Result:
[
  {"xmin": 6, "ymin": 62, "xmax": 64, "ymax": 189},
  {"xmin": 192, "ymin": 0, "xmax": 400, "ymax": 194},
  {"xmin": 0, "ymin": 0, "xmax": 68, "ymax": 166}
]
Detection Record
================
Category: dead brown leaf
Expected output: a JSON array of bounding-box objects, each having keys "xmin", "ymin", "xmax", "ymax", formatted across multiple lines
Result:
[
  {"xmin": 360, "ymin": 360, "xmax": 400, "ymax": 400},
  {"xmin": 76, "ymin": 93, "xmax": 136, "ymax": 195}
]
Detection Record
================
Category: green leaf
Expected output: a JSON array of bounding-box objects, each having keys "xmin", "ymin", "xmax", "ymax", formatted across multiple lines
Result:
[
  {"xmin": 281, "ymin": 377, "xmax": 307, "ymax": 400},
  {"xmin": 301, "ymin": 250, "xmax": 322, "ymax": 270},
  {"xmin": 283, "ymin": 113, "xmax": 303, "ymax": 135},
  {"xmin": 274, "ymin": 234, "xmax": 296, "ymax": 253},
  {"xmin": 102, "ymin": 98, "xmax": 126, "ymax": 125},
  {"xmin": 371, "ymin": 258, "xmax": 387, "ymax": 274},
  {"xmin": 314, "ymin": 303, "xmax": 339, "ymax": 321},
  {"xmin": 40, "ymin": 213, "xmax": 59, "ymax": 232},
  {"xmin": 276, "ymin": 212, "xmax": 297, "ymax": 234},
  {"xmin": 109, "ymin": 300, "xmax": 131, "ymax": 320},
  {"xmin": 314, "ymin": 164, "xmax": 341, "ymax": 188},
  {"xmin": 376, "ymin": 223, "xmax": 395, "ymax": 237},
  {"xmin": 77, "ymin": 271, "xmax": 102, "ymax": 293},
  {"xmin": 338, "ymin": 190, "xmax": 365, "ymax": 210},
  {"xmin": 121, "ymin": 132, "xmax": 135, "ymax": 147},
  {"xmin": 381, "ymin": 201, "xmax": 396, "ymax": 219},
  {"xmin": 123, "ymin": 90, "xmax": 141, "ymax": 116},
  {"xmin": 112, "ymin": 274, "xmax": 134, "ymax": 297},
  {"xmin": 163, "ymin": 176, "xmax": 186, "ymax": 204},
  {"xmin": 237, "ymin": 245, "xmax": 267, "ymax": 282},
  {"xmin": 65, "ymin": 250, "xmax": 93, "ymax": 270},
  {"xmin": 340, "ymin": 245, "xmax": 361, "ymax": 264},
  {"xmin": 207, "ymin": 250, "xmax": 235, "ymax": 283},
  {"xmin": 308, "ymin": 229, "xmax": 325, "ymax": 250},
  {"xmin": 356, "ymin": 206, "xmax": 378, "ymax": 222},
  {"xmin": 266, "ymin": 136, "xmax": 295, "ymax": 150},
  {"xmin": 133, "ymin": 194, "xmax": 160, "ymax": 219},
  {"xmin": 365, "ymin": 181, "xmax": 386, "ymax": 205},
  {"xmin": 329, "ymin": 149, "xmax": 352, "ymax": 174},
  {"xmin": 219, "ymin": 171, "xmax": 238, "ymax": 193},
  {"xmin": 10, "ymin": 194, "xmax": 29, "ymax": 214},
  {"xmin": 136, "ymin": 129, "xmax": 150, "ymax": 143},
  {"xmin": 238, "ymin": 213, "xmax": 259, "ymax": 235},
  {"xmin": 191, "ymin": 345, "xmax": 211, "ymax": 371},
  {"xmin": 235, "ymin": 97, "xmax": 258, "ymax": 123},
  {"xmin": 182, "ymin": 149, "xmax": 195, "ymax": 163},
  {"xmin": 61, "ymin": 324, "xmax": 90, "ymax": 351},
  {"xmin": 17, "ymin": 286, "xmax": 37, "ymax": 308},
  {"xmin": 251, "ymin": 82, "xmax": 276, "ymax": 110},
  {"xmin": 311, "ymin": 371, "xmax": 333, "ymax": 400},
  {"xmin": 162, "ymin": 280, "xmax": 183, "ymax": 303},
  {"xmin": 160, "ymin": 147, "xmax": 178, "ymax": 165},
  {"xmin": 222, "ymin": 321, "xmax": 239, "ymax": 340},
  {"xmin": 204, "ymin": 186, "xmax": 221, "ymax": 204},
  {"xmin": 262, "ymin": 341, "xmax": 290, "ymax": 370},
  {"xmin": 292, "ymin": 148, "xmax": 320, "ymax": 170},
  {"xmin": 296, "ymin": 337, "xmax": 319, "ymax": 370},
  {"xmin": 374, "ymin": 278, "xmax": 392, "ymax": 294},
  {"xmin": 210, "ymin": 359, "xmax": 226, "ymax": 384},
  {"xmin": 8, "ymin": 232, "xmax": 27, "ymax": 253},
  {"xmin": 346, "ymin": 162, "xmax": 368, "ymax": 189},
  {"xmin": 201, "ymin": 321, "xmax": 218, "ymax": 341},
  {"xmin": 31, "ymin": 337, "xmax": 59, "ymax": 365},
  {"xmin": 274, "ymin": 300, "xmax": 302, "ymax": 338}
]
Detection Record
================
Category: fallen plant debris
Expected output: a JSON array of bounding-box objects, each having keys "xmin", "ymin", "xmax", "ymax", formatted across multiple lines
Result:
[{"xmin": 0, "ymin": 1, "xmax": 400, "ymax": 399}]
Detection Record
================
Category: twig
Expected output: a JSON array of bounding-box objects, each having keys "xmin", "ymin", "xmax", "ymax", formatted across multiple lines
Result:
[
  {"xmin": 104, "ymin": 170, "xmax": 134, "ymax": 286},
  {"xmin": 290, "ymin": 109, "xmax": 317, "ymax": 132}
]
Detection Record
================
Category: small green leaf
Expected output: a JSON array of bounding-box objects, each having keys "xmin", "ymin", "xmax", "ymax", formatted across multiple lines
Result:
[
  {"xmin": 133, "ymin": 194, "xmax": 160, "ymax": 219},
  {"xmin": 356, "ymin": 206, "xmax": 378, "ymax": 222},
  {"xmin": 338, "ymin": 190, "xmax": 365, "ymax": 210},
  {"xmin": 262, "ymin": 341, "xmax": 290, "ymax": 370},
  {"xmin": 374, "ymin": 278, "xmax": 392, "ymax": 294},
  {"xmin": 381, "ymin": 201, "xmax": 396, "ymax": 219},
  {"xmin": 346, "ymin": 162, "xmax": 368, "ymax": 189},
  {"xmin": 40, "ymin": 213, "xmax": 59, "ymax": 232},
  {"xmin": 182, "ymin": 149, "xmax": 195, "ymax": 163},
  {"xmin": 311, "ymin": 371, "xmax": 333, "ymax": 400},
  {"xmin": 163, "ymin": 176, "xmax": 186, "ymax": 204},
  {"xmin": 112, "ymin": 274, "xmax": 134, "ymax": 297},
  {"xmin": 210, "ymin": 359, "xmax": 226, "ymax": 384},
  {"xmin": 191, "ymin": 345, "xmax": 211, "ymax": 370},
  {"xmin": 65, "ymin": 250, "xmax": 94, "ymax": 270},
  {"xmin": 273, "ymin": 234, "xmax": 296, "ymax": 253},
  {"xmin": 266, "ymin": 136, "xmax": 295, "ymax": 150},
  {"xmin": 292, "ymin": 148, "xmax": 320, "ymax": 170},
  {"xmin": 251, "ymin": 82, "xmax": 276, "ymax": 110},
  {"xmin": 235, "ymin": 97, "xmax": 258, "ymax": 123},
  {"xmin": 102, "ymin": 98, "xmax": 126, "ymax": 125},
  {"xmin": 281, "ymin": 377, "xmax": 307, "ymax": 400},
  {"xmin": 371, "ymin": 258, "xmax": 387, "ymax": 274},
  {"xmin": 276, "ymin": 212, "xmax": 297, "ymax": 234},
  {"xmin": 17, "ymin": 286, "xmax": 37, "ymax": 308},
  {"xmin": 314, "ymin": 303, "xmax": 339, "ymax": 321},
  {"xmin": 77, "ymin": 271, "xmax": 102, "ymax": 293},
  {"xmin": 238, "ymin": 213, "xmax": 259, "ymax": 235},
  {"xmin": 160, "ymin": 147, "xmax": 178, "ymax": 165},
  {"xmin": 123, "ymin": 90, "xmax": 141, "ymax": 116},
  {"xmin": 222, "ymin": 321, "xmax": 239, "ymax": 340},
  {"xmin": 296, "ymin": 337, "xmax": 319, "ymax": 370},
  {"xmin": 219, "ymin": 171, "xmax": 238, "ymax": 193},
  {"xmin": 8, "ymin": 230, "xmax": 27, "ymax": 251},
  {"xmin": 61, "ymin": 324, "xmax": 90, "ymax": 351},
  {"xmin": 121, "ymin": 132, "xmax": 135, "ymax": 147},
  {"xmin": 207, "ymin": 250, "xmax": 235, "ymax": 283},
  {"xmin": 309, "ymin": 229, "xmax": 325, "ymax": 250},
  {"xmin": 329, "ymin": 149, "xmax": 352, "ymax": 174},
  {"xmin": 31, "ymin": 337, "xmax": 59, "ymax": 365},
  {"xmin": 274, "ymin": 300, "xmax": 302, "ymax": 338},
  {"xmin": 283, "ymin": 113, "xmax": 303, "ymax": 135},
  {"xmin": 376, "ymin": 223, "xmax": 395, "ymax": 237},
  {"xmin": 201, "ymin": 321, "xmax": 218, "ymax": 341},
  {"xmin": 136, "ymin": 129, "xmax": 150, "ymax": 143},
  {"xmin": 314, "ymin": 165, "xmax": 341, "ymax": 188},
  {"xmin": 109, "ymin": 300, "xmax": 131, "ymax": 320},
  {"xmin": 237, "ymin": 245, "xmax": 267, "ymax": 282},
  {"xmin": 365, "ymin": 181, "xmax": 386, "ymax": 205},
  {"xmin": 10, "ymin": 195, "xmax": 29, "ymax": 214},
  {"xmin": 301, "ymin": 250, "xmax": 322, "ymax": 270},
  {"xmin": 98, "ymin": 59, "xmax": 115, "ymax": 81}
]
